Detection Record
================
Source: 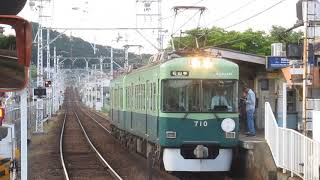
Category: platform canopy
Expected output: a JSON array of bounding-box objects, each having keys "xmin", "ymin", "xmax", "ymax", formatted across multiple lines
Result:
[{"xmin": 208, "ymin": 47, "xmax": 265, "ymax": 65}]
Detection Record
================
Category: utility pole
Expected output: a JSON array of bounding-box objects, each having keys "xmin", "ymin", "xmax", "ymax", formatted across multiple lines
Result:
[
  {"xmin": 20, "ymin": 89, "xmax": 28, "ymax": 180},
  {"xmin": 302, "ymin": 0, "xmax": 309, "ymax": 135},
  {"xmin": 100, "ymin": 57, "xmax": 103, "ymax": 78},
  {"xmin": 30, "ymin": 0, "xmax": 52, "ymax": 133},
  {"xmin": 46, "ymin": 28, "xmax": 52, "ymax": 119},
  {"xmin": 36, "ymin": 2, "xmax": 44, "ymax": 133},
  {"xmin": 110, "ymin": 47, "xmax": 114, "ymax": 78},
  {"xmin": 53, "ymin": 46, "xmax": 57, "ymax": 113},
  {"xmin": 123, "ymin": 44, "xmax": 143, "ymax": 69},
  {"xmin": 136, "ymin": 0, "xmax": 163, "ymax": 50},
  {"xmin": 124, "ymin": 46, "xmax": 129, "ymax": 69}
]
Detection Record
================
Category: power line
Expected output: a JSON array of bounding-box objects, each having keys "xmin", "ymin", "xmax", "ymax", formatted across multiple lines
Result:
[
  {"xmin": 205, "ymin": 0, "xmax": 258, "ymax": 27},
  {"xmin": 209, "ymin": 34, "xmax": 260, "ymax": 48},
  {"xmin": 173, "ymin": 10, "xmax": 201, "ymax": 34},
  {"xmin": 223, "ymin": 0, "xmax": 288, "ymax": 30}
]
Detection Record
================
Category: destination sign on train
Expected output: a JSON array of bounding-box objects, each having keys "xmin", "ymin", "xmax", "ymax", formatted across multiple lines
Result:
[{"xmin": 170, "ymin": 71, "xmax": 189, "ymax": 76}]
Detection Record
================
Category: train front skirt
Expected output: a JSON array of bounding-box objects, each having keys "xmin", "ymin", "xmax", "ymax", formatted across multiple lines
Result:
[{"xmin": 162, "ymin": 148, "xmax": 232, "ymax": 171}]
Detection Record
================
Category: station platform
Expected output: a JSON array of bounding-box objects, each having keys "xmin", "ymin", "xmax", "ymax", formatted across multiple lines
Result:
[
  {"xmin": 236, "ymin": 131, "xmax": 301, "ymax": 180},
  {"xmin": 239, "ymin": 131, "xmax": 265, "ymax": 150}
]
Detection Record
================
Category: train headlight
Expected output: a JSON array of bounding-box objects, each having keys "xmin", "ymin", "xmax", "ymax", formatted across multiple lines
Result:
[
  {"xmin": 190, "ymin": 58, "xmax": 201, "ymax": 68},
  {"xmin": 203, "ymin": 58, "xmax": 213, "ymax": 68},
  {"xmin": 221, "ymin": 118, "xmax": 235, "ymax": 132}
]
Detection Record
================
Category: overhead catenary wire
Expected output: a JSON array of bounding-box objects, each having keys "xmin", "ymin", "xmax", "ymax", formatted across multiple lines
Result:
[
  {"xmin": 208, "ymin": 33, "xmax": 261, "ymax": 48},
  {"xmin": 205, "ymin": 0, "xmax": 258, "ymax": 27},
  {"xmin": 173, "ymin": 10, "xmax": 202, "ymax": 35},
  {"xmin": 223, "ymin": 0, "xmax": 288, "ymax": 30}
]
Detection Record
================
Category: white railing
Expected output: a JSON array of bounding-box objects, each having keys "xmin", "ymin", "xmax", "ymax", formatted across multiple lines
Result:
[{"xmin": 265, "ymin": 102, "xmax": 320, "ymax": 180}]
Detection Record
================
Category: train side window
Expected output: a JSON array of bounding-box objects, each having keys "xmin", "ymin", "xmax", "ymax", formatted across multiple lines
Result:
[
  {"xmin": 117, "ymin": 88, "xmax": 119, "ymax": 109},
  {"xmin": 111, "ymin": 89, "xmax": 113, "ymax": 109},
  {"xmin": 143, "ymin": 84, "xmax": 146, "ymax": 110},
  {"xmin": 114, "ymin": 89, "xmax": 116, "ymax": 109},
  {"xmin": 114, "ymin": 89, "xmax": 117, "ymax": 109},
  {"xmin": 146, "ymin": 82, "xmax": 149, "ymax": 111},
  {"xmin": 120, "ymin": 88, "xmax": 123, "ymax": 109},
  {"xmin": 150, "ymin": 83, "xmax": 152, "ymax": 111},
  {"xmin": 131, "ymin": 84, "xmax": 134, "ymax": 110},
  {"xmin": 141, "ymin": 84, "xmax": 143, "ymax": 110},
  {"xmin": 113, "ymin": 89, "xmax": 115, "ymax": 109},
  {"xmin": 133, "ymin": 86, "xmax": 137, "ymax": 110},
  {"xmin": 135, "ymin": 85, "xmax": 137, "ymax": 110},
  {"xmin": 140, "ymin": 84, "xmax": 142, "ymax": 111},
  {"xmin": 137, "ymin": 85, "xmax": 140, "ymax": 110},
  {"xmin": 153, "ymin": 83, "xmax": 156, "ymax": 111},
  {"xmin": 126, "ymin": 87, "xmax": 128, "ymax": 109},
  {"xmin": 149, "ymin": 83, "xmax": 153, "ymax": 111},
  {"xmin": 137, "ymin": 85, "xmax": 139, "ymax": 110},
  {"xmin": 139, "ymin": 84, "xmax": 143, "ymax": 111},
  {"xmin": 129, "ymin": 86, "xmax": 131, "ymax": 109}
]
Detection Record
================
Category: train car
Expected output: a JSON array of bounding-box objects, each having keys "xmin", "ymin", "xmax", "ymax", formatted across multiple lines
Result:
[{"xmin": 110, "ymin": 50, "xmax": 239, "ymax": 172}]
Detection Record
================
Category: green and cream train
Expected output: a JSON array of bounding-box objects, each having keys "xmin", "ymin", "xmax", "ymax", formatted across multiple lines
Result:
[{"xmin": 110, "ymin": 51, "xmax": 239, "ymax": 172}]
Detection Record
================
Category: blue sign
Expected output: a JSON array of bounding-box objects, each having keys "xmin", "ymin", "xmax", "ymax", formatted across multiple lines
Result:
[{"xmin": 266, "ymin": 56, "xmax": 289, "ymax": 69}]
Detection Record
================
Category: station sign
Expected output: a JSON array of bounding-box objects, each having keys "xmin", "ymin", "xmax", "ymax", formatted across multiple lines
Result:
[{"xmin": 266, "ymin": 56, "xmax": 289, "ymax": 70}]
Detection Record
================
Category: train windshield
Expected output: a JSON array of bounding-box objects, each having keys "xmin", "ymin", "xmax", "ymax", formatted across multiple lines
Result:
[{"xmin": 162, "ymin": 79, "xmax": 238, "ymax": 112}]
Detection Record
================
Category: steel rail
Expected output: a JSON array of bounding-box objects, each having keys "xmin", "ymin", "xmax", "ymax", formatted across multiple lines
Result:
[
  {"xmin": 73, "ymin": 111, "xmax": 123, "ymax": 180},
  {"xmin": 59, "ymin": 113, "xmax": 70, "ymax": 180},
  {"xmin": 80, "ymin": 109, "xmax": 111, "ymax": 134}
]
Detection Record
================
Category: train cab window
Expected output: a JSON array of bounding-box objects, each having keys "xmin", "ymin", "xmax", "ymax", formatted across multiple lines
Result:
[
  {"xmin": 202, "ymin": 80, "xmax": 238, "ymax": 112},
  {"xmin": 162, "ymin": 80, "xmax": 200, "ymax": 112},
  {"xmin": 162, "ymin": 80, "xmax": 238, "ymax": 112}
]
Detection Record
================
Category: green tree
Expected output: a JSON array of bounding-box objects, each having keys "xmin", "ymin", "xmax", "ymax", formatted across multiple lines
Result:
[{"xmin": 171, "ymin": 26, "xmax": 303, "ymax": 56}]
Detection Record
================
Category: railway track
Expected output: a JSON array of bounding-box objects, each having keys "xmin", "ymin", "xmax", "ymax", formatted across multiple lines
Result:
[
  {"xmin": 59, "ymin": 100, "xmax": 122, "ymax": 180},
  {"xmin": 74, "ymin": 99, "xmax": 232, "ymax": 180}
]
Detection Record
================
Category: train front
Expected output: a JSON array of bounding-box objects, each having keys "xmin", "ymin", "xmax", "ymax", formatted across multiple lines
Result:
[{"xmin": 159, "ymin": 56, "xmax": 239, "ymax": 172}]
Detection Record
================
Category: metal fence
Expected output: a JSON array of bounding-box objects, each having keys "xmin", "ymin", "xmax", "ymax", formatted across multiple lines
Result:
[
  {"xmin": 4, "ymin": 98, "xmax": 53, "ymax": 133},
  {"xmin": 265, "ymin": 102, "xmax": 320, "ymax": 180}
]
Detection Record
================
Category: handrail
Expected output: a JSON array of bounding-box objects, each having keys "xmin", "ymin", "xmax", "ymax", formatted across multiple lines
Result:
[{"xmin": 265, "ymin": 102, "xmax": 320, "ymax": 180}]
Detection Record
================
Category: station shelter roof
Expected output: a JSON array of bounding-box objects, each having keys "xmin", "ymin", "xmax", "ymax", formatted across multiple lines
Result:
[{"xmin": 208, "ymin": 47, "xmax": 266, "ymax": 65}]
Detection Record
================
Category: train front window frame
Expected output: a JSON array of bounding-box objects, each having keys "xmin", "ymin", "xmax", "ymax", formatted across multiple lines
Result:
[{"xmin": 162, "ymin": 79, "xmax": 238, "ymax": 113}]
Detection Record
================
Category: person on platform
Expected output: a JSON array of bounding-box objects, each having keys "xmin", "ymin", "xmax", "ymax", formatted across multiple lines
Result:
[{"xmin": 244, "ymin": 86, "xmax": 256, "ymax": 136}]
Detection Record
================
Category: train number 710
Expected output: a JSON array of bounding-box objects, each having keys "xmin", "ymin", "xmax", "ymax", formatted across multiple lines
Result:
[{"xmin": 194, "ymin": 121, "xmax": 208, "ymax": 127}]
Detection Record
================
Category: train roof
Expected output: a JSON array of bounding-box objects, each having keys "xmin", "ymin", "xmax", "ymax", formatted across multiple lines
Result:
[{"xmin": 111, "ymin": 50, "xmax": 239, "ymax": 84}]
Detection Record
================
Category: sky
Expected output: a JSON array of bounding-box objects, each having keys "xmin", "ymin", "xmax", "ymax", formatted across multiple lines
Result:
[{"xmin": 17, "ymin": 0, "xmax": 304, "ymax": 53}]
